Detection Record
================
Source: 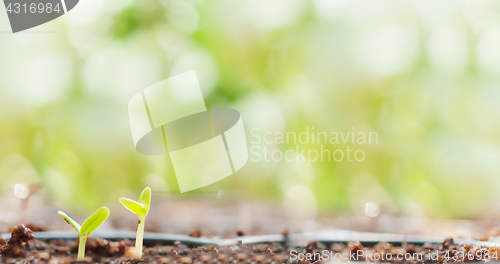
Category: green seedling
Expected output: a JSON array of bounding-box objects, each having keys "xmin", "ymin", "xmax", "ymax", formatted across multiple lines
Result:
[
  {"xmin": 58, "ymin": 207, "xmax": 110, "ymax": 261},
  {"xmin": 119, "ymin": 187, "xmax": 151, "ymax": 259}
]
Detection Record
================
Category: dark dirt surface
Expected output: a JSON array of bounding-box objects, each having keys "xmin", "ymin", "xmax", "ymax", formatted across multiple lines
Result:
[
  {"xmin": 0, "ymin": 225, "xmax": 35, "ymax": 258},
  {"xmin": 1, "ymin": 226, "xmax": 500, "ymax": 263}
]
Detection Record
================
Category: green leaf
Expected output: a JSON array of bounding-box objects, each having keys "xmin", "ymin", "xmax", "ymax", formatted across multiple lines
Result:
[
  {"xmin": 120, "ymin": 197, "xmax": 146, "ymax": 216},
  {"xmin": 58, "ymin": 211, "xmax": 81, "ymax": 233},
  {"xmin": 138, "ymin": 187, "xmax": 151, "ymax": 214},
  {"xmin": 80, "ymin": 206, "xmax": 110, "ymax": 236}
]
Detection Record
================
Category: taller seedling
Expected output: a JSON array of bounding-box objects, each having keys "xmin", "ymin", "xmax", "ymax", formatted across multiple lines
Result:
[{"xmin": 119, "ymin": 187, "xmax": 151, "ymax": 259}]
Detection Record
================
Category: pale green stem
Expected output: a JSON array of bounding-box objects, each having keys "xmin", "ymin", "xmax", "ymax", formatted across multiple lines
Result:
[
  {"xmin": 78, "ymin": 235, "xmax": 87, "ymax": 261},
  {"xmin": 135, "ymin": 217, "xmax": 146, "ymax": 258}
]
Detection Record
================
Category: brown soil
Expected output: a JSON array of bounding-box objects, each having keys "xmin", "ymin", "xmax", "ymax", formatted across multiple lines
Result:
[
  {"xmin": 0, "ymin": 225, "xmax": 35, "ymax": 258},
  {"xmin": 0, "ymin": 226, "xmax": 499, "ymax": 263}
]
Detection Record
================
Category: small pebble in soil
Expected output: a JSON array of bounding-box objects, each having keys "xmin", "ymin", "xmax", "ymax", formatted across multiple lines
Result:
[{"xmin": 187, "ymin": 228, "xmax": 201, "ymax": 238}]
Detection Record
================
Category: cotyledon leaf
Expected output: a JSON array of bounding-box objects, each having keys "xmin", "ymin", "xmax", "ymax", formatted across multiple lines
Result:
[
  {"xmin": 138, "ymin": 187, "xmax": 151, "ymax": 214},
  {"xmin": 80, "ymin": 206, "xmax": 110, "ymax": 236},
  {"xmin": 119, "ymin": 197, "xmax": 147, "ymax": 216},
  {"xmin": 58, "ymin": 211, "xmax": 81, "ymax": 233}
]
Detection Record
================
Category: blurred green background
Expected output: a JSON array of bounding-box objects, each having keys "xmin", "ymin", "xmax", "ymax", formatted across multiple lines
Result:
[{"xmin": 1, "ymin": 0, "xmax": 500, "ymax": 220}]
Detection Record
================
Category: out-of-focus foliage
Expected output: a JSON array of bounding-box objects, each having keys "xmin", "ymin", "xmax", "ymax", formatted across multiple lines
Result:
[{"xmin": 1, "ymin": 0, "xmax": 500, "ymax": 219}]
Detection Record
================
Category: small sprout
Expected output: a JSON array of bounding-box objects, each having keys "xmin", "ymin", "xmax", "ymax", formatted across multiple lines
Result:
[
  {"xmin": 58, "ymin": 207, "xmax": 110, "ymax": 261},
  {"xmin": 120, "ymin": 187, "xmax": 151, "ymax": 259}
]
